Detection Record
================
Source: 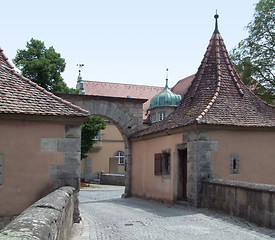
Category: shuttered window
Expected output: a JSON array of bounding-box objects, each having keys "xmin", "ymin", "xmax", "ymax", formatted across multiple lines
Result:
[{"xmin": 154, "ymin": 153, "xmax": 162, "ymax": 175}]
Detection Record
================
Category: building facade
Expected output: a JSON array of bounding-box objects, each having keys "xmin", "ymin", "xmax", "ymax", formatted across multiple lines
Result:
[
  {"xmin": 130, "ymin": 14, "xmax": 275, "ymax": 206},
  {"xmin": 0, "ymin": 48, "xmax": 89, "ymax": 217}
]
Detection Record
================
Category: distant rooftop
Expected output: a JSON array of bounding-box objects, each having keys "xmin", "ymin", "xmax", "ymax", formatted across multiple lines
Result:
[{"xmin": 83, "ymin": 80, "xmax": 163, "ymax": 121}]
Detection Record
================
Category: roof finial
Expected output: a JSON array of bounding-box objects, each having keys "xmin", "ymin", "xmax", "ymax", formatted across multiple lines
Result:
[
  {"xmin": 214, "ymin": 10, "xmax": 220, "ymax": 34},
  {"xmin": 165, "ymin": 68, "xmax": 169, "ymax": 88},
  {"xmin": 76, "ymin": 63, "xmax": 85, "ymax": 94}
]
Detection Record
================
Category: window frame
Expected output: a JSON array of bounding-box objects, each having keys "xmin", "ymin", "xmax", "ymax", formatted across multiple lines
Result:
[
  {"xmin": 114, "ymin": 151, "xmax": 125, "ymax": 165},
  {"xmin": 158, "ymin": 112, "xmax": 166, "ymax": 121},
  {"xmin": 154, "ymin": 150, "xmax": 171, "ymax": 177},
  {"xmin": 230, "ymin": 153, "xmax": 240, "ymax": 174}
]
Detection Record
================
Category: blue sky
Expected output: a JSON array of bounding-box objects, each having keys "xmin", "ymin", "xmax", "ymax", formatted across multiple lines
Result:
[{"xmin": 1, "ymin": 0, "xmax": 258, "ymax": 89}]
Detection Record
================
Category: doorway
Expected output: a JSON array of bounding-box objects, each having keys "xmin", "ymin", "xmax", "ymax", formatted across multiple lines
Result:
[{"xmin": 178, "ymin": 148, "xmax": 187, "ymax": 201}]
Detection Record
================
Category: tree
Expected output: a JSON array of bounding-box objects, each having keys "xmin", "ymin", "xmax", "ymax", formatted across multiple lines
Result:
[
  {"xmin": 81, "ymin": 116, "xmax": 107, "ymax": 159},
  {"xmin": 13, "ymin": 38, "xmax": 78, "ymax": 94},
  {"xmin": 230, "ymin": 0, "xmax": 275, "ymax": 104}
]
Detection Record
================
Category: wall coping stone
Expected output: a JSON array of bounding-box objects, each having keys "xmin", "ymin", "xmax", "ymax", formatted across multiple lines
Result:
[
  {"xmin": 0, "ymin": 186, "xmax": 75, "ymax": 240},
  {"xmin": 204, "ymin": 178, "xmax": 275, "ymax": 193}
]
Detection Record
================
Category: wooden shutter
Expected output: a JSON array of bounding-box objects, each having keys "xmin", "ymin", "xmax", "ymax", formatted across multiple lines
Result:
[{"xmin": 154, "ymin": 153, "xmax": 162, "ymax": 176}]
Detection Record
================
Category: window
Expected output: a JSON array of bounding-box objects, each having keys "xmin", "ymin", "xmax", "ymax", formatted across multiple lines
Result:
[
  {"xmin": 230, "ymin": 153, "xmax": 240, "ymax": 174},
  {"xmin": 162, "ymin": 151, "xmax": 171, "ymax": 175},
  {"xmin": 114, "ymin": 151, "xmax": 125, "ymax": 165},
  {"xmin": 159, "ymin": 112, "xmax": 166, "ymax": 121},
  {"xmin": 93, "ymin": 131, "xmax": 102, "ymax": 141},
  {"xmin": 154, "ymin": 150, "xmax": 171, "ymax": 176}
]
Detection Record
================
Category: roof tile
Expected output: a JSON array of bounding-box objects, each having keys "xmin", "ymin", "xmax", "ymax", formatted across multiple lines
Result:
[
  {"xmin": 134, "ymin": 24, "xmax": 275, "ymax": 138},
  {"xmin": 0, "ymin": 48, "xmax": 89, "ymax": 118},
  {"xmin": 83, "ymin": 80, "xmax": 163, "ymax": 121}
]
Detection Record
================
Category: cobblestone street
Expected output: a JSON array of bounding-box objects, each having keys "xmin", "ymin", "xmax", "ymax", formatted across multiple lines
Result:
[{"xmin": 72, "ymin": 186, "xmax": 275, "ymax": 240}]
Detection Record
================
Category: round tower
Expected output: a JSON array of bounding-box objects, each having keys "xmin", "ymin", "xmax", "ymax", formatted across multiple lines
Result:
[{"xmin": 148, "ymin": 69, "xmax": 181, "ymax": 123}]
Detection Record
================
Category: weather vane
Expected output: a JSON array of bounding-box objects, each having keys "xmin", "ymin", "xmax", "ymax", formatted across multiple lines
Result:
[{"xmin": 77, "ymin": 64, "xmax": 84, "ymax": 71}]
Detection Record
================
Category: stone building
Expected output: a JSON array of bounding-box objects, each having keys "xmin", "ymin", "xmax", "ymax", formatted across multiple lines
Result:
[
  {"xmin": 0, "ymin": 48, "xmax": 89, "ymax": 217},
  {"xmin": 130, "ymin": 14, "xmax": 275, "ymax": 206},
  {"xmin": 76, "ymin": 75, "xmax": 191, "ymax": 181}
]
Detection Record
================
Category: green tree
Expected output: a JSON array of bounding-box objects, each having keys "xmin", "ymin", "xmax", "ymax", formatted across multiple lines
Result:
[
  {"xmin": 13, "ymin": 38, "xmax": 78, "ymax": 94},
  {"xmin": 230, "ymin": 0, "xmax": 275, "ymax": 104},
  {"xmin": 81, "ymin": 116, "xmax": 107, "ymax": 159}
]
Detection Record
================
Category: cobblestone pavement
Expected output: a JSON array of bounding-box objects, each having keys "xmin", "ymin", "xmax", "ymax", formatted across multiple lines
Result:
[{"xmin": 73, "ymin": 186, "xmax": 275, "ymax": 240}]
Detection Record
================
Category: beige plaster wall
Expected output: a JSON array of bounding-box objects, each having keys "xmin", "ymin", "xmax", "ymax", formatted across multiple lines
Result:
[
  {"xmin": 0, "ymin": 120, "xmax": 65, "ymax": 216},
  {"xmin": 210, "ymin": 129, "xmax": 275, "ymax": 185},
  {"xmin": 83, "ymin": 123, "xmax": 125, "ymax": 174},
  {"xmin": 131, "ymin": 133, "xmax": 182, "ymax": 201}
]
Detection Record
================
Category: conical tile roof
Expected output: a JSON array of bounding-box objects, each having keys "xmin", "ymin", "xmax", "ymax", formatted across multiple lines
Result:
[
  {"xmin": 0, "ymin": 47, "xmax": 89, "ymax": 118},
  {"xmin": 134, "ymin": 14, "xmax": 275, "ymax": 138}
]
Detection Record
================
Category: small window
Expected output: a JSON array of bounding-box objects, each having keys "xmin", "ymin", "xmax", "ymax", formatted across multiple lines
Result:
[
  {"xmin": 151, "ymin": 113, "xmax": 156, "ymax": 123},
  {"xmin": 159, "ymin": 112, "xmax": 166, "ymax": 121},
  {"xmin": 230, "ymin": 153, "xmax": 240, "ymax": 174},
  {"xmin": 154, "ymin": 151, "xmax": 171, "ymax": 176},
  {"xmin": 114, "ymin": 151, "xmax": 125, "ymax": 165},
  {"xmin": 162, "ymin": 152, "xmax": 171, "ymax": 175},
  {"xmin": 93, "ymin": 131, "xmax": 102, "ymax": 141}
]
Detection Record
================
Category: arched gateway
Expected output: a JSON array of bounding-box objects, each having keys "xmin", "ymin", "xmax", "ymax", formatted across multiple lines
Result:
[{"xmin": 57, "ymin": 93, "xmax": 146, "ymax": 196}]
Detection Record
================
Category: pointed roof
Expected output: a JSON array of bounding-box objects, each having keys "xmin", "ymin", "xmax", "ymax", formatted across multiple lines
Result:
[
  {"xmin": 0, "ymin": 48, "xmax": 89, "ymax": 118},
  {"xmin": 134, "ymin": 14, "xmax": 275, "ymax": 138}
]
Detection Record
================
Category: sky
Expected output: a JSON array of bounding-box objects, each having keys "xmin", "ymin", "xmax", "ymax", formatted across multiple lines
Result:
[{"xmin": 1, "ymin": 0, "xmax": 259, "ymax": 89}]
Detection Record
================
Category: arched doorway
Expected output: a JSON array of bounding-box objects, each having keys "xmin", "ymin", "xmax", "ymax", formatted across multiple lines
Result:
[{"xmin": 56, "ymin": 93, "xmax": 146, "ymax": 196}]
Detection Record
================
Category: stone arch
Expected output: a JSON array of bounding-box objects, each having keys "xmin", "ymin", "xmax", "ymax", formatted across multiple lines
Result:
[{"xmin": 57, "ymin": 94, "xmax": 146, "ymax": 196}]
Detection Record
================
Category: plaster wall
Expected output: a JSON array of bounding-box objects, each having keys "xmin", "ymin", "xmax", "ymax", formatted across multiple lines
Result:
[
  {"xmin": 131, "ymin": 133, "xmax": 182, "ymax": 201},
  {"xmin": 210, "ymin": 129, "xmax": 275, "ymax": 185},
  {"xmin": 82, "ymin": 123, "xmax": 125, "ymax": 177},
  {"xmin": 0, "ymin": 120, "xmax": 65, "ymax": 216}
]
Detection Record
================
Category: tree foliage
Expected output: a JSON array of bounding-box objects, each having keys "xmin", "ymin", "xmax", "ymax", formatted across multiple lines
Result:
[
  {"xmin": 13, "ymin": 38, "xmax": 78, "ymax": 94},
  {"xmin": 230, "ymin": 0, "xmax": 275, "ymax": 104},
  {"xmin": 81, "ymin": 116, "xmax": 107, "ymax": 159}
]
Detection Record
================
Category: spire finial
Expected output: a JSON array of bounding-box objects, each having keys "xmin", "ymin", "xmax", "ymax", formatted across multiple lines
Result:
[
  {"xmin": 76, "ymin": 63, "xmax": 85, "ymax": 94},
  {"xmin": 214, "ymin": 10, "xmax": 219, "ymax": 34},
  {"xmin": 165, "ymin": 68, "xmax": 169, "ymax": 88}
]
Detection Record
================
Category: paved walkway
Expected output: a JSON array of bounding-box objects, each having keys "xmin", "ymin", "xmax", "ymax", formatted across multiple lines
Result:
[{"xmin": 70, "ymin": 185, "xmax": 275, "ymax": 240}]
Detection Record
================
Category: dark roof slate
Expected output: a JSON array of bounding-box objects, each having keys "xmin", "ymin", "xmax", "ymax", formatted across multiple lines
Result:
[
  {"xmin": 134, "ymin": 23, "xmax": 275, "ymax": 138},
  {"xmin": 0, "ymin": 48, "xmax": 89, "ymax": 117}
]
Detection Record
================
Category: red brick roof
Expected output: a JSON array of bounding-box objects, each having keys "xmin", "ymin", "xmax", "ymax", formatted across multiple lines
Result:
[
  {"xmin": 134, "ymin": 22, "xmax": 275, "ymax": 137},
  {"xmin": 0, "ymin": 47, "xmax": 89, "ymax": 118},
  {"xmin": 83, "ymin": 80, "xmax": 163, "ymax": 121}
]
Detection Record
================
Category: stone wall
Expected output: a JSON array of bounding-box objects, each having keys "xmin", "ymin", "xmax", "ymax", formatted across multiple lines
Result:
[
  {"xmin": 41, "ymin": 124, "xmax": 82, "ymax": 222},
  {"xmin": 0, "ymin": 187, "xmax": 75, "ymax": 240},
  {"xmin": 100, "ymin": 173, "xmax": 125, "ymax": 186},
  {"xmin": 184, "ymin": 130, "xmax": 218, "ymax": 207},
  {"xmin": 202, "ymin": 179, "xmax": 275, "ymax": 229}
]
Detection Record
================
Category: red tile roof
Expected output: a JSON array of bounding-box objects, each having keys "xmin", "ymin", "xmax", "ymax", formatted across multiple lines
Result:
[
  {"xmin": 0, "ymin": 47, "xmax": 89, "ymax": 118},
  {"xmin": 134, "ymin": 21, "xmax": 275, "ymax": 137},
  {"xmin": 171, "ymin": 74, "xmax": 195, "ymax": 96},
  {"xmin": 83, "ymin": 80, "xmax": 163, "ymax": 121}
]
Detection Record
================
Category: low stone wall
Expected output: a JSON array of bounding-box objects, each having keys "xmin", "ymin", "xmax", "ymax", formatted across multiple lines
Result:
[
  {"xmin": 202, "ymin": 179, "xmax": 275, "ymax": 229},
  {"xmin": 100, "ymin": 173, "xmax": 125, "ymax": 186},
  {"xmin": 0, "ymin": 186, "xmax": 75, "ymax": 240}
]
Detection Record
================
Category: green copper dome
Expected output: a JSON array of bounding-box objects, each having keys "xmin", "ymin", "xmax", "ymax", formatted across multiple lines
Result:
[{"xmin": 148, "ymin": 79, "xmax": 181, "ymax": 110}]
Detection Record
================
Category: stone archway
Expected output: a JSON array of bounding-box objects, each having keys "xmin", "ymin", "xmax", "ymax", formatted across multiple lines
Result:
[{"xmin": 57, "ymin": 93, "xmax": 147, "ymax": 196}]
